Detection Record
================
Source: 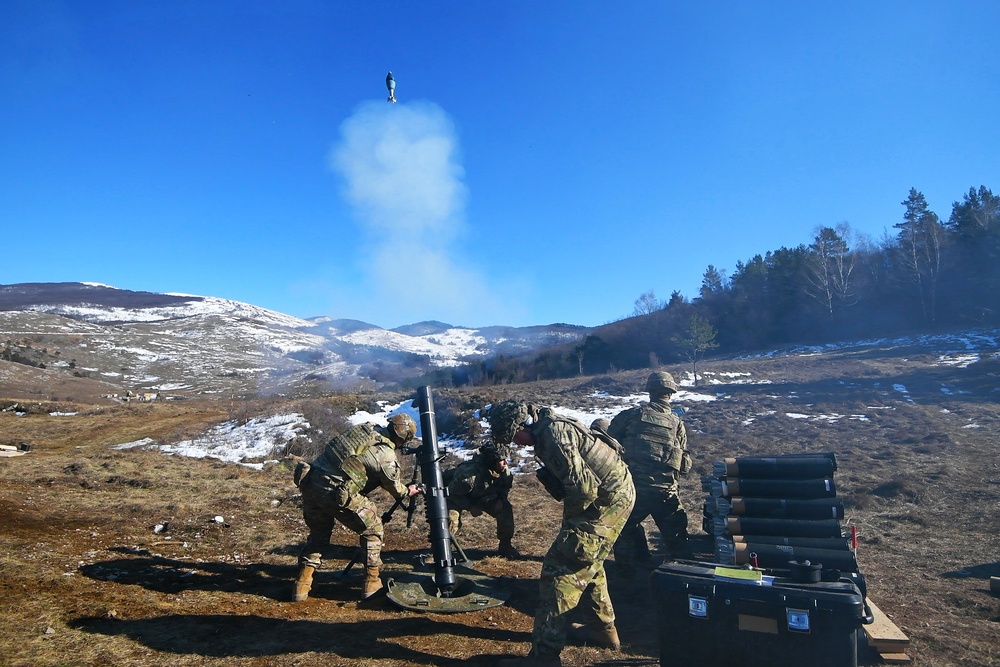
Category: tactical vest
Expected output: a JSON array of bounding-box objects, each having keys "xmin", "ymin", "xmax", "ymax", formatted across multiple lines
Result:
[
  {"xmin": 543, "ymin": 411, "xmax": 624, "ymax": 485},
  {"xmin": 317, "ymin": 423, "xmax": 377, "ymax": 490},
  {"xmin": 624, "ymin": 404, "xmax": 685, "ymax": 471}
]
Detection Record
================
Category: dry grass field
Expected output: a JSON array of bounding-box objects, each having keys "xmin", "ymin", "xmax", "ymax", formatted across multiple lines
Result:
[{"xmin": 1, "ymin": 339, "xmax": 999, "ymax": 666}]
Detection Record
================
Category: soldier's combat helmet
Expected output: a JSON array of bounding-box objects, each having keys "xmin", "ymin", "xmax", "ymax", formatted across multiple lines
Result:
[
  {"xmin": 478, "ymin": 442, "xmax": 506, "ymax": 465},
  {"xmin": 488, "ymin": 400, "xmax": 528, "ymax": 445},
  {"xmin": 591, "ymin": 418, "xmax": 611, "ymax": 431},
  {"xmin": 646, "ymin": 371, "xmax": 679, "ymax": 395},
  {"xmin": 386, "ymin": 413, "xmax": 417, "ymax": 445}
]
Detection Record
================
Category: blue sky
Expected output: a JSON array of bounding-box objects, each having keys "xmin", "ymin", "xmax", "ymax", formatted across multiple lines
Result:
[{"xmin": 2, "ymin": 2, "xmax": 998, "ymax": 329}]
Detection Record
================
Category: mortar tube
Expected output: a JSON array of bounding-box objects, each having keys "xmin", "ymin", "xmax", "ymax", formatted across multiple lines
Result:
[{"xmin": 415, "ymin": 386, "xmax": 456, "ymax": 595}]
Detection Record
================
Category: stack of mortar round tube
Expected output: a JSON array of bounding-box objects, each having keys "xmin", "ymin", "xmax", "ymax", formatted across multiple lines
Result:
[{"xmin": 701, "ymin": 452, "xmax": 859, "ymax": 573}]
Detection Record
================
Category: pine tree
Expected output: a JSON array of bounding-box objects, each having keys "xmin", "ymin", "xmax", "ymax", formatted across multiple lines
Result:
[{"xmin": 672, "ymin": 315, "xmax": 719, "ymax": 387}]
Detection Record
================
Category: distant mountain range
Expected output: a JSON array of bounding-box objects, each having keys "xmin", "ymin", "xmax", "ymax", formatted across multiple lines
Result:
[{"xmin": 0, "ymin": 282, "xmax": 589, "ymax": 399}]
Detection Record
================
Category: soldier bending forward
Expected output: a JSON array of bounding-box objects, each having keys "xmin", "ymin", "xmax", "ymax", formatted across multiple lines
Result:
[
  {"xmin": 491, "ymin": 400, "xmax": 635, "ymax": 667},
  {"xmin": 292, "ymin": 414, "xmax": 422, "ymax": 600}
]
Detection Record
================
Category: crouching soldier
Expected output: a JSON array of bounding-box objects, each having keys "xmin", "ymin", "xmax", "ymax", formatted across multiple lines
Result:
[
  {"xmin": 444, "ymin": 443, "xmax": 520, "ymax": 558},
  {"xmin": 491, "ymin": 400, "xmax": 635, "ymax": 667},
  {"xmin": 292, "ymin": 413, "xmax": 423, "ymax": 601}
]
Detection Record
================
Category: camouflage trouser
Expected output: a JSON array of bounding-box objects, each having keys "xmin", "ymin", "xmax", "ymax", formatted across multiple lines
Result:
[
  {"xmin": 613, "ymin": 472, "xmax": 688, "ymax": 567},
  {"xmin": 447, "ymin": 496, "xmax": 515, "ymax": 543},
  {"xmin": 298, "ymin": 469, "xmax": 383, "ymax": 570},
  {"xmin": 532, "ymin": 483, "xmax": 635, "ymax": 657}
]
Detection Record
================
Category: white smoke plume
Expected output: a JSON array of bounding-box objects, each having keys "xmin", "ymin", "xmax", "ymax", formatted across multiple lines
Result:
[{"xmin": 330, "ymin": 100, "xmax": 520, "ymax": 327}]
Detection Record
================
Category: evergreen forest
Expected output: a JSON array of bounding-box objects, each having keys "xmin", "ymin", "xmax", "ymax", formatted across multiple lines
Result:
[{"xmin": 425, "ymin": 185, "xmax": 999, "ymax": 386}]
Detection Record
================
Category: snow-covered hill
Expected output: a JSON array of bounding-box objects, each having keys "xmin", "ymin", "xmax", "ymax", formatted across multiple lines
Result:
[{"xmin": 0, "ymin": 282, "xmax": 589, "ymax": 397}]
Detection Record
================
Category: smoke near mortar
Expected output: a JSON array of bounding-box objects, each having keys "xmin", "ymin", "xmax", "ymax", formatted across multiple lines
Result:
[{"xmin": 331, "ymin": 100, "xmax": 523, "ymax": 327}]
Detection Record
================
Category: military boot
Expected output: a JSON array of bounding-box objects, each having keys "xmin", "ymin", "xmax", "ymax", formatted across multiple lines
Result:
[
  {"xmin": 498, "ymin": 540, "xmax": 522, "ymax": 559},
  {"xmin": 362, "ymin": 566, "xmax": 382, "ymax": 599},
  {"xmin": 633, "ymin": 528, "xmax": 652, "ymax": 563},
  {"xmin": 360, "ymin": 534, "xmax": 384, "ymax": 599},
  {"xmin": 569, "ymin": 622, "xmax": 621, "ymax": 650},
  {"xmin": 497, "ymin": 649, "xmax": 562, "ymax": 667},
  {"xmin": 292, "ymin": 564, "xmax": 315, "ymax": 602}
]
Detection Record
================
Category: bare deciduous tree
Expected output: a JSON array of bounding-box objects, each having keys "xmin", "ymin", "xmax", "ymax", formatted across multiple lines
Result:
[
  {"xmin": 806, "ymin": 223, "xmax": 857, "ymax": 322},
  {"xmin": 632, "ymin": 290, "xmax": 664, "ymax": 317}
]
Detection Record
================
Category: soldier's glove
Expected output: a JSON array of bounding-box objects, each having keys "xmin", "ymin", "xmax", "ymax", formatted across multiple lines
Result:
[
  {"xmin": 680, "ymin": 451, "xmax": 693, "ymax": 476},
  {"xmin": 536, "ymin": 466, "xmax": 566, "ymax": 501}
]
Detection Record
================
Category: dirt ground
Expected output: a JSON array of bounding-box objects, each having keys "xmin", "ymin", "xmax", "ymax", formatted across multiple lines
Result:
[{"xmin": 1, "ymin": 342, "xmax": 999, "ymax": 666}]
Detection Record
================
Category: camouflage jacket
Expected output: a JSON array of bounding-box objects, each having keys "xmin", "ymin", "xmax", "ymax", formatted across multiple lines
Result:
[
  {"xmin": 445, "ymin": 454, "xmax": 513, "ymax": 504},
  {"xmin": 608, "ymin": 398, "xmax": 688, "ymax": 474},
  {"xmin": 310, "ymin": 423, "xmax": 408, "ymax": 501},
  {"xmin": 526, "ymin": 408, "xmax": 632, "ymax": 519}
]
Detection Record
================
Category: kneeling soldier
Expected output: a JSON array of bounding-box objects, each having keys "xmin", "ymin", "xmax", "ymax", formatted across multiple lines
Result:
[{"xmin": 444, "ymin": 443, "xmax": 520, "ymax": 558}]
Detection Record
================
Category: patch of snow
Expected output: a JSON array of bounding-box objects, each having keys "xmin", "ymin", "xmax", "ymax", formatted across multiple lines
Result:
[
  {"xmin": 115, "ymin": 437, "xmax": 158, "ymax": 449},
  {"xmin": 156, "ymin": 383, "xmax": 191, "ymax": 391},
  {"xmin": 936, "ymin": 354, "xmax": 979, "ymax": 368},
  {"xmin": 152, "ymin": 414, "xmax": 310, "ymax": 466},
  {"xmin": 892, "ymin": 384, "xmax": 915, "ymax": 403}
]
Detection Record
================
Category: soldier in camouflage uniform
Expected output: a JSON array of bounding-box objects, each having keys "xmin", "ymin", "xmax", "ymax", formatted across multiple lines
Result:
[
  {"xmin": 491, "ymin": 400, "xmax": 636, "ymax": 667},
  {"xmin": 292, "ymin": 413, "xmax": 423, "ymax": 601},
  {"xmin": 443, "ymin": 443, "xmax": 520, "ymax": 558},
  {"xmin": 608, "ymin": 371, "xmax": 691, "ymax": 569}
]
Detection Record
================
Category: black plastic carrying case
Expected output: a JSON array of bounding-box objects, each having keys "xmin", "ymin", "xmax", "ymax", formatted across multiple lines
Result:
[{"xmin": 651, "ymin": 560, "xmax": 870, "ymax": 667}]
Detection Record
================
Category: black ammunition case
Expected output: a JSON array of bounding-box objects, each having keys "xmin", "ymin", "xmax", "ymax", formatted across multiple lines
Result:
[{"xmin": 653, "ymin": 561, "xmax": 868, "ymax": 667}]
